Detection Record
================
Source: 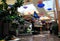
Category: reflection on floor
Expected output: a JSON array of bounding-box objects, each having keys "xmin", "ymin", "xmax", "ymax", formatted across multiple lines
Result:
[{"xmin": 18, "ymin": 31, "xmax": 60, "ymax": 41}]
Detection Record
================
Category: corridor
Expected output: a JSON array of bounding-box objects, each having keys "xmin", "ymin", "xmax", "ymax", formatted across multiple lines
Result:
[
  {"xmin": 19, "ymin": 31, "xmax": 60, "ymax": 41},
  {"xmin": 0, "ymin": 0, "xmax": 60, "ymax": 41}
]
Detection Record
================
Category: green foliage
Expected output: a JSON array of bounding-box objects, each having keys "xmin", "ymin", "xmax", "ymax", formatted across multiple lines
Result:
[
  {"xmin": 3, "ymin": 2, "xmax": 8, "ymax": 10},
  {"xmin": 14, "ymin": 0, "xmax": 24, "ymax": 7},
  {"xmin": 11, "ymin": 23, "xmax": 18, "ymax": 29},
  {"xmin": 0, "ymin": 4, "xmax": 3, "ymax": 11},
  {"xmin": 18, "ymin": 17, "xmax": 25, "ymax": 24},
  {"xmin": 0, "ymin": 10, "xmax": 9, "ymax": 20},
  {"xmin": 0, "ymin": 0, "xmax": 24, "ymax": 22},
  {"xmin": 1, "ymin": 0, "xmax": 8, "ymax": 10},
  {"xmin": 1, "ymin": 0, "xmax": 6, "ymax": 3}
]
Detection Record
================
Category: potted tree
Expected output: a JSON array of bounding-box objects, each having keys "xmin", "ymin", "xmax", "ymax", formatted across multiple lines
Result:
[{"xmin": 0, "ymin": 0, "xmax": 24, "ymax": 40}]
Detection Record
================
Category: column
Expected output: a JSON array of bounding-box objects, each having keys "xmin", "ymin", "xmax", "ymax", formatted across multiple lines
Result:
[
  {"xmin": 57, "ymin": 11, "xmax": 60, "ymax": 37},
  {"xmin": 55, "ymin": 0, "xmax": 60, "ymax": 37}
]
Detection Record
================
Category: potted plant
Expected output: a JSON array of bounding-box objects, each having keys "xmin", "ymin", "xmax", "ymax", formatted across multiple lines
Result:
[{"xmin": 0, "ymin": 0, "xmax": 24, "ymax": 40}]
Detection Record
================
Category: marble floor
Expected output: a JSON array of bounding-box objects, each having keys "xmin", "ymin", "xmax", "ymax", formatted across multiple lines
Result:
[{"xmin": 18, "ymin": 31, "xmax": 60, "ymax": 41}]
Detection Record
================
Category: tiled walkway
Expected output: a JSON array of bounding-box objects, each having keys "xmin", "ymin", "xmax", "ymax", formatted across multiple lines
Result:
[{"xmin": 19, "ymin": 31, "xmax": 60, "ymax": 41}]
